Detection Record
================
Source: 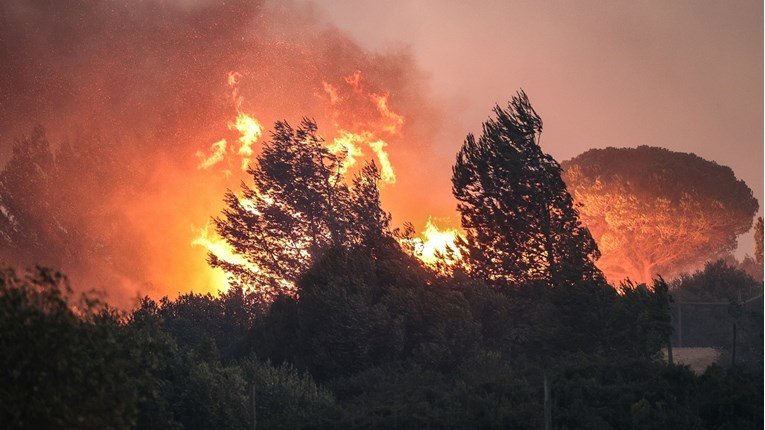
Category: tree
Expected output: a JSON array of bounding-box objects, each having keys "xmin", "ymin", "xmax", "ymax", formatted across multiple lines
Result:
[
  {"xmin": 0, "ymin": 127, "xmax": 141, "ymax": 305},
  {"xmin": 211, "ymin": 118, "xmax": 390, "ymax": 298},
  {"xmin": 670, "ymin": 260, "xmax": 763, "ymax": 368},
  {"xmin": 0, "ymin": 266, "xmax": 146, "ymax": 429},
  {"xmin": 562, "ymin": 146, "xmax": 759, "ymax": 283},
  {"xmin": 755, "ymin": 216, "xmax": 763, "ymax": 265},
  {"xmin": 452, "ymin": 91, "xmax": 603, "ymax": 430},
  {"xmin": 451, "ymin": 90, "xmax": 602, "ymax": 287},
  {"xmin": 0, "ymin": 127, "xmax": 57, "ymax": 265}
]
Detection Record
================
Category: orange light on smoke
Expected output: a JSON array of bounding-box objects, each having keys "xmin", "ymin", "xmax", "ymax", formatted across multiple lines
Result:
[
  {"xmin": 191, "ymin": 70, "xmax": 435, "ymax": 293},
  {"xmin": 191, "ymin": 220, "xmax": 260, "ymax": 292},
  {"xmin": 196, "ymin": 71, "xmax": 263, "ymax": 172}
]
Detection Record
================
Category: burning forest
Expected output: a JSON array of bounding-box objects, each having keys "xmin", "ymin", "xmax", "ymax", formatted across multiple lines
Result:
[
  {"xmin": 1, "ymin": 1, "xmax": 762, "ymax": 429},
  {"xmin": 0, "ymin": 0, "xmax": 458, "ymax": 306}
]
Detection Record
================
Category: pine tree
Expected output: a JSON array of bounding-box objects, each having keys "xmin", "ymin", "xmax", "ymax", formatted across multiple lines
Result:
[
  {"xmin": 211, "ymin": 119, "xmax": 390, "ymax": 298},
  {"xmin": 452, "ymin": 91, "xmax": 602, "ymax": 287}
]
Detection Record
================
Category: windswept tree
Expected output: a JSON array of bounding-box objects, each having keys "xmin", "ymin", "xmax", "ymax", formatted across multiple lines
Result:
[
  {"xmin": 561, "ymin": 146, "xmax": 759, "ymax": 283},
  {"xmin": 452, "ymin": 91, "xmax": 602, "ymax": 287},
  {"xmin": 211, "ymin": 118, "xmax": 390, "ymax": 298}
]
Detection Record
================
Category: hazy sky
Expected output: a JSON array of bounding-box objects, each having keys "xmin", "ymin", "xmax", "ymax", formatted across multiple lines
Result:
[{"xmin": 308, "ymin": 0, "xmax": 764, "ymax": 255}]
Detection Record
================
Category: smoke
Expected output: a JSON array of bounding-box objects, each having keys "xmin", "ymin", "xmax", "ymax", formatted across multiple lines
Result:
[{"xmin": 0, "ymin": 0, "xmax": 446, "ymax": 306}]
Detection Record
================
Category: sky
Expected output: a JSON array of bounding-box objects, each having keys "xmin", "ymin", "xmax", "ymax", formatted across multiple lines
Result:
[{"xmin": 309, "ymin": 0, "xmax": 764, "ymax": 255}]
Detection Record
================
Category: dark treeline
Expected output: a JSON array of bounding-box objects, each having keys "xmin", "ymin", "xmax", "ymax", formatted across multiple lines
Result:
[
  {"xmin": 1, "ymin": 252, "xmax": 762, "ymax": 429},
  {"xmin": 1, "ymin": 92, "xmax": 762, "ymax": 429}
]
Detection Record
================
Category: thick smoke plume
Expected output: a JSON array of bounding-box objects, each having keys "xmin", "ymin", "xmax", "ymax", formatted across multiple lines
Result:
[{"xmin": 0, "ymin": 0, "xmax": 445, "ymax": 306}]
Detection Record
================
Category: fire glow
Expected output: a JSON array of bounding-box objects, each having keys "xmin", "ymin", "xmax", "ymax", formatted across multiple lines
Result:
[
  {"xmin": 409, "ymin": 218, "xmax": 463, "ymax": 268},
  {"xmin": 196, "ymin": 72, "xmax": 264, "ymax": 174},
  {"xmin": 191, "ymin": 71, "xmax": 461, "ymax": 291}
]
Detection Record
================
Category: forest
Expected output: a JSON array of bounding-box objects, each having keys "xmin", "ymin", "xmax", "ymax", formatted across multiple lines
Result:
[{"xmin": 1, "ymin": 92, "xmax": 762, "ymax": 429}]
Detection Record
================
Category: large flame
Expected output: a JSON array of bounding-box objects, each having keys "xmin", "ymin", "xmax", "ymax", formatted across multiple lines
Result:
[
  {"xmin": 191, "ymin": 71, "xmax": 412, "ymax": 292},
  {"xmin": 190, "ymin": 220, "xmax": 259, "ymax": 289},
  {"xmin": 403, "ymin": 218, "xmax": 464, "ymax": 270},
  {"xmin": 196, "ymin": 71, "xmax": 264, "ymax": 173},
  {"xmin": 0, "ymin": 1, "xmax": 462, "ymax": 307}
]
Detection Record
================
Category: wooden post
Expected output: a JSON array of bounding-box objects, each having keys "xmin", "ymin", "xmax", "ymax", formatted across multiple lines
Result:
[
  {"xmin": 731, "ymin": 322, "xmax": 737, "ymax": 367},
  {"xmin": 667, "ymin": 336, "xmax": 674, "ymax": 365},
  {"xmin": 250, "ymin": 383, "xmax": 257, "ymax": 430},
  {"xmin": 677, "ymin": 302, "xmax": 683, "ymax": 348},
  {"xmin": 543, "ymin": 369, "xmax": 552, "ymax": 430}
]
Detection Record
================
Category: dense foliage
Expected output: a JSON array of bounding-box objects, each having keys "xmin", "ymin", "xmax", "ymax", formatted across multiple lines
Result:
[
  {"xmin": 2, "ymin": 253, "xmax": 761, "ymax": 429},
  {"xmin": 562, "ymin": 146, "xmax": 759, "ymax": 283},
  {"xmin": 452, "ymin": 91, "xmax": 602, "ymax": 286},
  {"xmin": 2, "ymin": 100, "xmax": 762, "ymax": 429},
  {"xmin": 211, "ymin": 119, "xmax": 391, "ymax": 299}
]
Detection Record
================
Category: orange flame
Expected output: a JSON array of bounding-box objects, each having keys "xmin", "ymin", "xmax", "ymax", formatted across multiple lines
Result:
[
  {"xmin": 229, "ymin": 111, "xmax": 263, "ymax": 170},
  {"xmin": 326, "ymin": 130, "xmax": 365, "ymax": 175},
  {"xmin": 196, "ymin": 139, "xmax": 227, "ymax": 170},
  {"xmin": 191, "ymin": 220, "xmax": 260, "ymax": 292},
  {"xmin": 197, "ymin": 71, "xmax": 263, "ymax": 172},
  {"xmin": 192, "ymin": 70, "xmax": 425, "ymax": 293},
  {"xmin": 326, "ymin": 130, "xmax": 396, "ymax": 184},
  {"xmin": 403, "ymin": 218, "xmax": 463, "ymax": 269},
  {"xmin": 367, "ymin": 138, "xmax": 396, "ymax": 184},
  {"xmin": 370, "ymin": 92, "xmax": 404, "ymax": 134}
]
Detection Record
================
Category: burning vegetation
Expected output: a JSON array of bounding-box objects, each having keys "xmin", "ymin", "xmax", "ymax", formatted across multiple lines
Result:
[
  {"xmin": 0, "ymin": 0, "xmax": 453, "ymax": 305},
  {"xmin": 1, "ymin": 2, "xmax": 762, "ymax": 429}
]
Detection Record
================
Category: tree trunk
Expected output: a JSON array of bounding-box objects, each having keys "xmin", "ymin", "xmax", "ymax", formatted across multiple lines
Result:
[{"xmin": 543, "ymin": 368, "xmax": 552, "ymax": 430}]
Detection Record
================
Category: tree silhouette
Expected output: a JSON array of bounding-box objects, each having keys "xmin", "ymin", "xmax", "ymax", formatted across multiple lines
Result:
[
  {"xmin": 562, "ymin": 146, "xmax": 759, "ymax": 283},
  {"xmin": 211, "ymin": 118, "xmax": 390, "ymax": 298},
  {"xmin": 452, "ymin": 91, "xmax": 602, "ymax": 287},
  {"xmin": 755, "ymin": 216, "xmax": 763, "ymax": 265},
  {"xmin": 0, "ymin": 127, "xmax": 57, "ymax": 264}
]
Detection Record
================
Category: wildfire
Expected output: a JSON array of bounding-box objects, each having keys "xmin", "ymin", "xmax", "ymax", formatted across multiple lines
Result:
[
  {"xmin": 407, "ymin": 218, "xmax": 463, "ymax": 268},
  {"xmin": 191, "ymin": 220, "xmax": 259, "ymax": 291},
  {"xmin": 326, "ymin": 130, "xmax": 365, "ymax": 175},
  {"xmin": 192, "ymin": 70, "xmax": 447, "ymax": 292},
  {"xmin": 196, "ymin": 71, "xmax": 263, "ymax": 172},
  {"xmin": 327, "ymin": 130, "xmax": 396, "ymax": 184}
]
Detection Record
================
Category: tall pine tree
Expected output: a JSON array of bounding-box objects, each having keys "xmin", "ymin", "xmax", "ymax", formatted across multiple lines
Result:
[
  {"xmin": 452, "ymin": 91, "xmax": 602, "ymax": 287},
  {"xmin": 211, "ymin": 119, "xmax": 391, "ymax": 299}
]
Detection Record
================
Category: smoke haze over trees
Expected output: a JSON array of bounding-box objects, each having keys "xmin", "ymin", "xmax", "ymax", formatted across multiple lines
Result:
[
  {"xmin": 0, "ymin": 1, "xmax": 762, "ymax": 426},
  {"xmin": 0, "ymin": 0, "xmax": 444, "ymax": 304},
  {"xmin": 2, "ymin": 80, "xmax": 763, "ymax": 427},
  {"xmin": 562, "ymin": 146, "xmax": 759, "ymax": 284}
]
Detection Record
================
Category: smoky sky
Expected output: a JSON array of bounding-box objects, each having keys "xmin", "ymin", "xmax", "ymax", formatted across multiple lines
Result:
[
  {"xmin": 0, "ymin": 0, "xmax": 444, "ymax": 305},
  {"xmin": 312, "ymin": 0, "xmax": 764, "ymax": 252}
]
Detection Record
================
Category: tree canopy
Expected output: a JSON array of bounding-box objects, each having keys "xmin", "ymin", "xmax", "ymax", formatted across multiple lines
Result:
[
  {"xmin": 211, "ymin": 118, "xmax": 391, "ymax": 298},
  {"xmin": 561, "ymin": 146, "xmax": 759, "ymax": 283},
  {"xmin": 452, "ymin": 91, "xmax": 602, "ymax": 287},
  {"xmin": 0, "ymin": 127, "xmax": 130, "ymax": 279}
]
